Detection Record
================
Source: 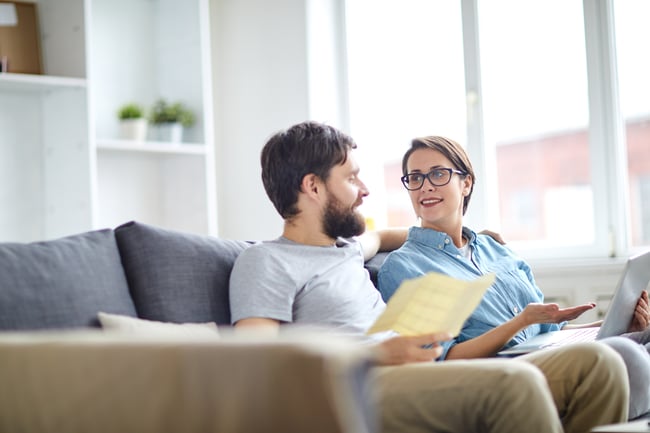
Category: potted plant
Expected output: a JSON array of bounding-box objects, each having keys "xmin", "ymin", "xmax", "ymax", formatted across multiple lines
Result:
[
  {"xmin": 149, "ymin": 99, "xmax": 196, "ymax": 143},
  {"xmin": 117, "ymin": 103, "xmax": 148, "ymax": 141}
]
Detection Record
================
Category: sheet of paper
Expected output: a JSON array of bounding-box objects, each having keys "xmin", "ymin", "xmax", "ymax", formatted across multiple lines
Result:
[{"xmin": 367, "ymin": 272, "xmax": 496, "ymax": 336}]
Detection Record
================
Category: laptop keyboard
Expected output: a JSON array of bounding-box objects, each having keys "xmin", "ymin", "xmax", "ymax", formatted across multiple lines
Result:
[{"xmin": 541, "ymin": 327, "xmax": 599, "ymax": 348}]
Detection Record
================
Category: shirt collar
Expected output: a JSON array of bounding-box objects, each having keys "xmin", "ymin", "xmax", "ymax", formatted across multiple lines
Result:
[{"xmin": 408, "ymin": 226, "xmax": 478, "ymax": 251}]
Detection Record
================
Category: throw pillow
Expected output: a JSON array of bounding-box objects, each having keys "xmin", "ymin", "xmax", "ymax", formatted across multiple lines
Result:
[
  {"xmin": 98, "ymin": 312, "xmax": 220, "ymax": 338},
  {"xmin": 114, "ymin": 221, "xmax": 250, "ymax": 325},
  {"xmin": 0, "ymin": 229, "xmax": 137, "ymax": 330}
]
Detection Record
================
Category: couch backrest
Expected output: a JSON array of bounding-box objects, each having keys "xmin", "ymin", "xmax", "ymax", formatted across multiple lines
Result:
[
  {"xmin": 114, "ymin": 221, "xmax": 250, "ymax": 325},
  {"xmin": 0, "ymin": 221, "xmax": 382, "ymax": 331},
  {"xmin": 0, "ymin": 229, "xmax": 137, "ymax": 330},
  {"xmin": 364, "ymin": 252, "xmax": 389, "ymax": 288}
]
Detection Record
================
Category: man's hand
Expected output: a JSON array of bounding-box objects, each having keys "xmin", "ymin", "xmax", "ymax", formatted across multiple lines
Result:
[
  {"xmin": 479, "ymin": 229, "xmax": 505, "ymax": 245},
  {"xmin": 376, "ymin": 332, "xmax": 452, "ymax": 366},
  {"xmin": 628, "ymin": 290, "xmax": 650, "ymax": 333},
  {"xmin": 520, "ymin": 302, "xmax": 596, "ymax": 326}
]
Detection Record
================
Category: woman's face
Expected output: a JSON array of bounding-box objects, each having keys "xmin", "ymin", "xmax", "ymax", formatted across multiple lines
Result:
[{"xmin": 405, "ymin": 147, "xmax": 472, "ymax": 232}]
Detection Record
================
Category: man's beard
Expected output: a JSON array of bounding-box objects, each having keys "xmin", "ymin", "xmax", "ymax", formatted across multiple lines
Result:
[{"xmin": 322, "ymin": 193, "xmax": 366, "ymax": 239}]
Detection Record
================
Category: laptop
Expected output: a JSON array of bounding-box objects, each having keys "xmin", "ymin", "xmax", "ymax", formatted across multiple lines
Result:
[{"xmin": 497, "ymin": 249, "xmax": 650, "ymax": 356}]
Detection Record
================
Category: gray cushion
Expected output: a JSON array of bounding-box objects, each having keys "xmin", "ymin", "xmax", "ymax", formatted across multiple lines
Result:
[
  {"xmin": 0, "ymin": 229, "xmax": 137, "ymax": 330},
  {"xmin": 364, "ymin": 252, "xmax": 389, "ymax": 288},
  {"xmin": 114, "ymin": 221, "xmax": 250, "ymax": 325}
]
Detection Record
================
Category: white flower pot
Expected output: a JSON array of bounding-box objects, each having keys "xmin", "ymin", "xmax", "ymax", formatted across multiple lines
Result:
[
  {"xmin": 119, "ymin": 118, "xmax": 148, "ymax": 141},
  {"xmin": 152, "ymin": 122, "xmax": 183, "ymax": 143}
]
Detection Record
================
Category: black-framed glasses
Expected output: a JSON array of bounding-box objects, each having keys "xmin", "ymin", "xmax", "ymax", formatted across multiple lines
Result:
[{"xmin": 400, "ymin": 168, "xmax": 466, "ymax": 191}]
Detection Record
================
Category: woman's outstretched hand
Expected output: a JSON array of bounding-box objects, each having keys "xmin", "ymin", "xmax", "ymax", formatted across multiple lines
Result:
[{"xmin": 521, "ymin": 302, "xmax": 596, "ymax": 326}]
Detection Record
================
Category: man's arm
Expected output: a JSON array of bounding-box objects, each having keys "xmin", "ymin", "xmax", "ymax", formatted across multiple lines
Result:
[
  {"xmin": 236, "ymin": 317, "xmax": 450, "ymax": 366},
  {"xmin": 358, "ymin": 228, "xmax": 408, "ymax": 261},
  {"xmin": 359, "ymin": 228, "xmax": 504, "ymax": 261}
]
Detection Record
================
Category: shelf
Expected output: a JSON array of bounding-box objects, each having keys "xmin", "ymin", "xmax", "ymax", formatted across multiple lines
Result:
[
  {"xmin": 0, "ymin": 73, "xmax": 86, "ymax": 93},
  {"xmin": 0, "ymin": 0, "xmax": 216, "ymax": 241},
  {"xmin": 96, "ymin": 139, "xmax": 208, "ymax": 155}
]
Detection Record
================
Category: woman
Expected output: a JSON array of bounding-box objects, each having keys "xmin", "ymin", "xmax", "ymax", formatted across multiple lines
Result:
[{"xmin": 378, "ymin": 135, "xmax": 650, "ymax": 418}]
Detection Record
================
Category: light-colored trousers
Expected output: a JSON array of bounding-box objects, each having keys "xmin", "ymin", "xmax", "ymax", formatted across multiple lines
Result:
[{"xmin": 374, "ymin": 342, "xmax": 629, "ymax": 433}]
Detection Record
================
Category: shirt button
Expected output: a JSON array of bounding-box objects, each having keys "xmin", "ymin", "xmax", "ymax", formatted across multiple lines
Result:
[
  {"xmin": 444, "ymin": 238, "xmax": 450, "ymax": 244},
  {"xmin": 438, "ymin": 244, "xmax": 443, "ymax": 249},
  {"xmin": 456, "ymin": 254, "xmax": 462, "ymax": 259},
  {"xmin": 513, "ymin": 306, "xmax": 520, "ymax": 314}
]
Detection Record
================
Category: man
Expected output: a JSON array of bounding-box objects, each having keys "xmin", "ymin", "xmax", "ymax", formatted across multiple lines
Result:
[{"xmin": 229, "ymin": 121, "xmax": 629, "ymax": 433}]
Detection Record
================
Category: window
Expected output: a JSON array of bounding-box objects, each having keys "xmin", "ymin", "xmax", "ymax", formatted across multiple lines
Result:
[
  {"xmin": 344, "ymin": 0, "xmax": 466, "ymax": 228},
  {"xmin": 636, "ymin": 176, "xmax": 650, "ymax": 245},
  {"xmin": 479, "ymin": 0, "xmax": 594, "ymax": 251},
  {"xmin": 344, "ymin": 0, "xmax": 650, "ymax": 260},
  {"xmin": 614, "ymin": 0, "xmax": 650, "ymax": 249}
]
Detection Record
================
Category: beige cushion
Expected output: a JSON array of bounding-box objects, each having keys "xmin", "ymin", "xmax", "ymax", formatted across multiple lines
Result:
[{"xmin": 97, "ymin": 312, "xmax": 220, "ymax": 338}]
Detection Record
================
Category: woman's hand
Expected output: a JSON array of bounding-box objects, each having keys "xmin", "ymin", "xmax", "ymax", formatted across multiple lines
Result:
[
  {"xmin": 628, "ymin": 290, "xmax": 650, "ymax": 333},
  {"xmin": 520, "ymin": 302, "xmax": 596, "ymax": 326}
]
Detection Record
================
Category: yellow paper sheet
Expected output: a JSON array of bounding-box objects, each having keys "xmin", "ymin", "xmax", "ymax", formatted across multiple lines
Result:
[{"xmin": 367, "ymin": 272, "xmax": 496, "ymax": 336}]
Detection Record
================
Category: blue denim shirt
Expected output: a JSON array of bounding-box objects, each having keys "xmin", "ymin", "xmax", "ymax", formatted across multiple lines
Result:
[{"xmin": 377, "ymin": 226, "xmax": 562, "ymax": 359}]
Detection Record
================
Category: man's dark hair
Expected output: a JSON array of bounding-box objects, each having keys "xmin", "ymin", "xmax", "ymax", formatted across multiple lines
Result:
[{"xmin": 261, "ymin": 121, "xmax": 357, "ymax": 219}]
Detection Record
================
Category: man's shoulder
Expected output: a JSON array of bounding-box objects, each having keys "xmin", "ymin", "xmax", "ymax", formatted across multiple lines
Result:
[
  {"xmin": 232, "ymin": 239, "xmax": 284, "ymax": 268},
  {"xmin": 234, "ymin": 237, "xmax": 364, "ymax": 278},
  {"xmin": 230, "ymin": 239, "xmax": 297, "ymax": 289},
  {"xmin": 336, "ymin": 236, "xmax": 363, "ymax": 252},
  {"xmin": 239, "ymin": 238, "xmax": 283, "ymax": 254}
]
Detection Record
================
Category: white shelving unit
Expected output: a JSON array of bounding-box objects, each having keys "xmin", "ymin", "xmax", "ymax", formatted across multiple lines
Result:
[
  {"xmin": 0, "ymin": 0, "xmax": 216, "ymax": 242},
  {"xmin": 0, "ymin": 0, "xmax": 91, "ymax": 242}
]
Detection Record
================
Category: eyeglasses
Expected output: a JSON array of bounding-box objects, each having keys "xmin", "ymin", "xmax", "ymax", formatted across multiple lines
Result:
[{"xmin": 401, "ymin": 168, "xmax": 466, "ymax": 191}]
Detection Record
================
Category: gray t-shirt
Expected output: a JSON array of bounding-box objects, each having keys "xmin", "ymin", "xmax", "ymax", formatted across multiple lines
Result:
[{"xmin": 229, "ymin": 236, "xmax": 386, "ymax": 335}]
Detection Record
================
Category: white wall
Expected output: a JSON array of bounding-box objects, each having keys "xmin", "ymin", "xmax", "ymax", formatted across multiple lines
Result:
[
  {"xmin": 209, "ymin": 0, "xmax": 347, "ymax": 240},
  {"xmin": 210, "ymin": 0, "xmax": 307, "ymax": 240}
]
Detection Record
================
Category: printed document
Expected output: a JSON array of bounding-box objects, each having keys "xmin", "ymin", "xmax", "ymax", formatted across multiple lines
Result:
[{"xmin": 367, "ymin": 272, "xmax": 495, "ymax": 336}]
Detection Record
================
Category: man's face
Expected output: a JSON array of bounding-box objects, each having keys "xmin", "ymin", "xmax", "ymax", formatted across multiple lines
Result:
[
  {"xmin": 321, "ymin": 152, "xmax": 369, "ymax": 239},
  {"xmin": 322, "ymin": 190, "xmax": 366, "ymax": 239}
]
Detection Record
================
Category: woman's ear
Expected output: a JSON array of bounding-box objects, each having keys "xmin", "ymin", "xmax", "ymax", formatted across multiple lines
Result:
[{"xmin": 462, "ymin": 175, "xmax": 473, "ymax": 196}]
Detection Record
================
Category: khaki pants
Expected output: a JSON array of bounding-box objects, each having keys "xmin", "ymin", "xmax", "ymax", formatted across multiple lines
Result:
[{"xmin": 374, "ymin": 342, "xmax": 629, "ymax": 433}]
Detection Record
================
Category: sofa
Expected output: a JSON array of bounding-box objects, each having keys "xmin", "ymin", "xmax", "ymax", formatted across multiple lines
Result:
[{"xmin": 0, "ymin": 221, "xmax": 380, "ymax": 433}]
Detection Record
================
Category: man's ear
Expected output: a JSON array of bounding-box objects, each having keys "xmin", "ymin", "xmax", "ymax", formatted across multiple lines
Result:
[{"xmin": 300, "ymin": 173, "xmax": 322, "ymax": 198}]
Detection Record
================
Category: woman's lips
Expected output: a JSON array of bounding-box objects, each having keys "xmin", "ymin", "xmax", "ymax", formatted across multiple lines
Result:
[{"xmin": 420, "ymin": 198, "xmax": 442, "ymax": 207}]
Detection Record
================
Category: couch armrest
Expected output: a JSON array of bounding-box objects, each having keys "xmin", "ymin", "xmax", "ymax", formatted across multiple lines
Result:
[{"xmin": 0, "ymin": 331, "xmax": 377, "ymax": 433}]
